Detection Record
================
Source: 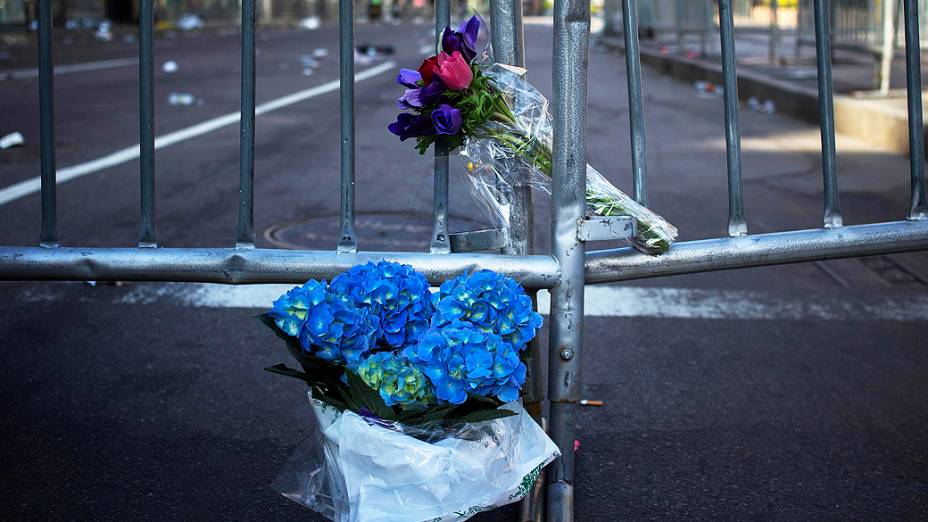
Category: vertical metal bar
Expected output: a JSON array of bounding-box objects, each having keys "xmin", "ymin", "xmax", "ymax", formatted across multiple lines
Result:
[
  {"xmin": 878, "ymin": 0, "xmax": 897, "ymax": 94},
  {"xmin": 622, "ymin": 0, "xmax": 648, "ymax": 206},
  {"xmin": 430, "ymin": 0, "xmax": 451, "ymax": 254},
  {"xmin": 139, "ymin": 0, "xmax": 158, "ymax": 247},
  {"xmin": 337, "ymin": 0, "xmax": 357, "ymax": 252},
  {"xmin": 237, "ymin": 0, "xmax": 257, "ymax": 247},
  {"xmin": 813, "ymin": 0, "xmax": 844, "ymax": 228},
  {"xmin": 769, "ymin": 0, "xmax": 780, "ymax": 64},
  {"xmin": 675, "ymin": 0, "xmax": 685, "ymax": 52},
  {"xmin": 491, "ymin": 3, "xmax": 543, "ymax": 520},
  {"xmin": 703, "ymin": 0, "xmax": 713, "ymax": 57},
  {"xmin": 718, "ymin": 0, "xmax": 748, "ymax": 237},
  {"xmin": 904, "ymin": 0, "xmax": 928, "ymax": 219},
  {"xmin": 37, "ymin": 0, "xmax": 58, "ymax": 247},
  {"xmin": 795, "ymin": 0, "xmax": 804, "ymax": 65},
  {"xmin": 547, "ymin": 0, "xmax": 589, "ymax": 519}
]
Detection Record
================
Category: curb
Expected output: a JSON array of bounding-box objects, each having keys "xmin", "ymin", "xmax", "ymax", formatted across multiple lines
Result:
[{"xmin": 599, "ymin": 34, "xmax": 922, "ymax": 156}]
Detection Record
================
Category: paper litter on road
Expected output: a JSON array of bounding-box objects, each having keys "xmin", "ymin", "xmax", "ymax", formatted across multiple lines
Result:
[
  {"xmin": 311, "ymin": 48, "xmax": 328, "ymax": 58},
  {"xmin": 0, "ymin": 132, "xmax": 24, "ymax": 149},
  {"xmin": 747, "ymin": 96, "xmax": 776, "ymax": 114},
  {"xmin": 176, "ymin": 14, "xmax": 204, "ymax": 31},
  {"xmin": 167, "ymin": 93, "xmax": 196, "ymax": 106},
  {"xmin": 299, "ymin": 16, "xmax": 320, "ymax": 30},
  {"xmin": 162, "ymin": 61, "xmax": 178, "ymax": 73}
]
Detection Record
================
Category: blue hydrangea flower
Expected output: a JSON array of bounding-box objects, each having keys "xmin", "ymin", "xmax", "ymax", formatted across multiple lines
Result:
[
  {"xmin": 330, "ymin": 261, "xmax": 434, "ymax": 348},
  {"xmin": 357, "ymin": 351, "xmax": 433, "ymax": 409},
  {"xmin": 267, "ymin": 280, "xmax": 328, "ymax": 337},
  {"xmin": 431, "ymin": 270, "xmax": 543, "ymax": 351},
  {"xmin": 267, "ymin": 279, "xmax": 379, "ymax": 367},
  {"xmin": 403, "ymin": 321, "xmax": 527, "ymax": 404}
]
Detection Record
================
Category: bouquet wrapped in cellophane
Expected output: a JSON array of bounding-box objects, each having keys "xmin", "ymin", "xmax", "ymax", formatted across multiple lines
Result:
[
  {"xmin": 389, "ymin": 16, "xmax": 677, "ymax": 254},
  {"xmin": 260, "ymin": 261, "xmax": 559, "ymax": 521}
]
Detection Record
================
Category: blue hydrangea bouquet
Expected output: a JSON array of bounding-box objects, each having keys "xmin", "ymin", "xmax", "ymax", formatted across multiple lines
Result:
[{"xmin": 261, "ymin": 261, "xmax": 559, "ymax": 520}]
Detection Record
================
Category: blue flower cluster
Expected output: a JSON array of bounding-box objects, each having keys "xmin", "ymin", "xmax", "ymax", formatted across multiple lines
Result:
[
  {"xmin": 431, "ymin": 270, "xmax": 543, "ymax": 350},
  {"xmin": 402, "ymin": 321, "xmax": 526, "ymax": 404},
  {"xmin": 268, "ymin": 279, "xmax": 380, "ymax": 367},
  {"xmin": 330, "ymin": 261, "xmax": 434, "ymax": 348},
  {"xmin": 268, "ymin": 264, "xmax": 542, "ymax": 408},
  {"xmin": 357, "ymin": 351, "xmax": 432, "ymax": 408}
]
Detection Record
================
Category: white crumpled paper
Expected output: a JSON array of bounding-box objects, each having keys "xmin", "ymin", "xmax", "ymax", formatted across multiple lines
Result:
[{"xmin": 274, "ymin": 393, "xmax": 560, "ymax": 522}]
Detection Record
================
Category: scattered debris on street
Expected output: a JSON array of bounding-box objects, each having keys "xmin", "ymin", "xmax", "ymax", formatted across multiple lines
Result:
[
  {"xmin": 299, "ymin": 16, "xmax": 321, "ymax": 30},
  {"xmin": 162, "ymin": 61, "xmax": 178, "ymax": 73},
  {"xmin": 0, "ymin": 132, "xmax": 24, "ymax": 149},
  {"xmin": 167, "ymin": 93, "xmax": 197, "ymax": 106},
  {"xmin": 694, "ymin": 80, "xmax": 724, "ymax": 98},
  {"xmin": 579, "ymin": 399, "xmax": 605, "ymax": 407},
  {"xmin": 747, "ymin": 96, "xmax": 776, "ymax": 115},
  {"xmin": 176, "ymin": 13, "xmax": 204, "ymax": 31}
]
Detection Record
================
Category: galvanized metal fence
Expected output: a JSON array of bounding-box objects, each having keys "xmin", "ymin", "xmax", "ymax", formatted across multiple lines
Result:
[{"xmin": 2, "ymin": 0, "xmax": 928, "ymax": 521}]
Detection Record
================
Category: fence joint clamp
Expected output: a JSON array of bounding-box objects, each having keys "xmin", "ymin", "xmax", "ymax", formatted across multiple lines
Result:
[{"xmin": 576, "ymin": 215, "xmax": 635, "ymax": 242}]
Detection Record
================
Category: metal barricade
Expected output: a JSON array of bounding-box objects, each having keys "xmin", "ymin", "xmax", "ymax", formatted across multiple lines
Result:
[
  {"xmin": 2, "ymin": 0, "xmax": 928, "ymax": 521},
  {"xmin": 796, "ymin": 0, "xmax": 928, "ymax": 91}
]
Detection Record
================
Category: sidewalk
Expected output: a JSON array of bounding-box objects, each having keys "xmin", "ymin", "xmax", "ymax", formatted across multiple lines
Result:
[{"xmin": 599, "ymin": 27, "xmax": 928, "ymax": 155}]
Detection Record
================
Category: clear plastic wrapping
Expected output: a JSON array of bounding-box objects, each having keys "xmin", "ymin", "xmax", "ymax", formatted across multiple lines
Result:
[
  {"xmin": 274, "ymin": 393, "xmax": 560, "ymax": 522},
  {"xmin": 462, "ymin": 64, "xmax": 678, "ymax": 255}
]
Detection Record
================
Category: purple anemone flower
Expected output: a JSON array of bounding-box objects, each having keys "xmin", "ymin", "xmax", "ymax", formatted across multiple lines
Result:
[
  {"xmin": 431, "ymin": 104, "xmax": 462, "ymax": 135},
  {"xmin": 388, "ymin": 113, "xmax": 435, "ymax": 141},
  {"xmin": 396, "ymin": 68, "xmax": 422, "ymax": 88},
  {"xmin": 441, "ymin": 15, "xmax": 480, "ymax": 62},
  {"xmin": 397, "ymin": 81, "xmax": 445, "ymax": 110}
]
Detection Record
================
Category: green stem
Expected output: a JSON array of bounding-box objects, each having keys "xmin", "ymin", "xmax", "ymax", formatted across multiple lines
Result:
[{"xmin": 486, "ymin": 123, "xmax": 671, "ymax": 254}]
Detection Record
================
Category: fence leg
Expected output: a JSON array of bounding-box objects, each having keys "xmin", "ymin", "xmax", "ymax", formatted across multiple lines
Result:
[
  {"xmin": 489, "ymin": 2, "xmax": 544, "ymax": 519},
  {"xmin": 546, "ymin": 0, "xmax": 590, "ymax": 519},
  {"xmin": 877, "ymin": 0, "xmax": 897, "ymax": 94}
]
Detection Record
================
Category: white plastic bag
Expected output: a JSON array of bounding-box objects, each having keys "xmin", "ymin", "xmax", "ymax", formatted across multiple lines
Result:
[{"xmin": 274, "ymin": 393, "xmax": 560, "ymax": 521}]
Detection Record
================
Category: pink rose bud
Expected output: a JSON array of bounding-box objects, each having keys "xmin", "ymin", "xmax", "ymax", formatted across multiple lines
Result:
[{"xmin": 435, "ymin": 51, "xmax": 473, "ymax": 91}]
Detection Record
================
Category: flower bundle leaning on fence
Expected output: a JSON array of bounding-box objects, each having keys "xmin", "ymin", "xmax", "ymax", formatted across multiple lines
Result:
[
  {"xmin": 260, "ymin": 261, "xmax": 560, "ymax": 521},
  {"xmin": 389, "ymin": 15, "xmax": 678, "ymax": 255}
]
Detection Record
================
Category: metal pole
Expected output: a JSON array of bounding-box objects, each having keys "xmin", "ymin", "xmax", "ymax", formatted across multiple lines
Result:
[
  {"xmin": 795, "ymin": 0, "xmax": 805, "ymax": 65},
  {"xmin": 719, "ymin": 0, "xmax": 748, "ymax": 237},
  {"xmin": 769, "ymin": 0, "xmax": 780, "ymax": 64},
  {"xmin": 623, "ymin": 0, "xmax": 648, "ymax": 206},
  {"xmin": 878, "ymin": 0, "xmax": 897, "ymax": 94},
  {"xmin": 675, "ymin": 0, "xmax": 685, "ymax": 52},
  {"xmin": 547, "ymin": 0, "xmax": 589, "ymax": 519},
  {"xmin": 813, "ymin": 0, "xmax": 844, "ymax": 228},
  {"xmin": 490, "ymin": 2, "xmax": 543, "ymax": 520},
  {"xmin": 37, "ymin": 0, "xmax": 57, "ymax": 248},
  {"xmin": 139, "ymin": 0, "xmax": 158, "ymax": 247},
  {"xmin": 237, "ymin": 0, "xmax": 257, "ymax": 248},
  {"xmin": 431, "ymin": 0, "xmax": 451, "ymax": 254},
  {"xmin": 337, "ymin": 0, "xmax": 358, "ymax": 252},
  {"xmin": 903, "ymin": 0, "xmax": 928, "ymax": 219}
]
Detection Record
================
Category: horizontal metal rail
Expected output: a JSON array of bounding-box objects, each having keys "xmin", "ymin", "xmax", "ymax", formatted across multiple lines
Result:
[
  {"xmin": 585, "ymin": 220, "xmax": 928, "ymax": 284},
  {"xmin": 0, "ymin": 247, "xmax": 559, "ymax": 288}
]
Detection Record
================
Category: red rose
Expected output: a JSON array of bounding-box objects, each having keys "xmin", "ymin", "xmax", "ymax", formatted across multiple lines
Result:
[
  {"xmin": 418, "ymin": 56, "xmax": 441, "ymax": 85},
  {"xmin": 435, "ymin": 51, "xmax": 473, "ymax": 91}
]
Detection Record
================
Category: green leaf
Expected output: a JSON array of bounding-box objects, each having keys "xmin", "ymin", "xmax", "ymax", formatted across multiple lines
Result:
[
  {"xmin": 345, "ymin": 371, "xmax": 397, "ymax": 421},
  {"xmin": 256, "ymin": 314, "xmax": 309, "ymax": 366},
  {"xmin": 400, "ymin": 404, "xmax": 457, "ymax": 425},
  {"xmin": 264, "ymin": 363, "xmax": 311, "ymax": 383},
  {"xmin": 458, "ymin": 408, "xmax": 518, "ymax": 424}
]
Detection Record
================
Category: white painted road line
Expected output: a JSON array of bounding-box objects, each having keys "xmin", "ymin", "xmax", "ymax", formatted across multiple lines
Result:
[
  {"xmin": 17, "ymin": 282, "xmax": 928, "ymax": 322},
  {"xmin": 0, "ymin": 61, "xmax": 397, "ymax": 207},
  {"xmin": 0, "ymin": 57, "xmax": 140, "ymax": 80}
]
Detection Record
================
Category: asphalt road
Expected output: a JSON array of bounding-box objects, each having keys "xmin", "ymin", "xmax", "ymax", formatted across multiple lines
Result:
[{"xmin": 1, "ymin": 20, "xmax": 927, "ymax": 520}]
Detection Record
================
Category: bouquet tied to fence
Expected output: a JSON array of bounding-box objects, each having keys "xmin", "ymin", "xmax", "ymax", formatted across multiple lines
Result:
[
  {"xmin": 389, "ymin": 15, "xmax": 678, "ymax": 254},
  {"xmin": 260, "ymin": 261, "xmax": 559, "ymax": 521}
]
